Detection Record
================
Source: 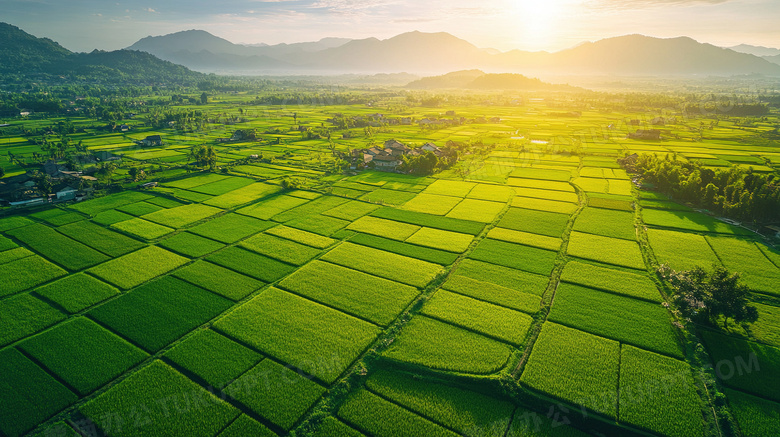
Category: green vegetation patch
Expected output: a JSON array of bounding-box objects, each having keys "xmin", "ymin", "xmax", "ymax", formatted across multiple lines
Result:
[
  {"xmin": 383, "ymin": 316, "xmax": 512, "ymax": 374},
  {"xmin": 455, "ymin": 259, "xmax": 549, "ymax": 296},
  {"xmin": 111, "ymin": 217, "xmax": 174, "ymax": 240},
  {"xmin": 346, "ymin": 215, "xmax": 421, "ymax": 241},
  {"xmin": 265, "ymin": 225, "xmax": 336, "ymax": 249},
  {"xmin": 241, "ymin": 233, "xmax": 321, "ymax": 265},
  {"xmin": 69, "ymin": 191, "xmax": 153, "ymax": 215},
  {"xmin": 188, "ymin": 176, "xmax": 255, "ymax": 195},
  {"xmin": 142, "ymin": 203, "xmax": 223, "ymax": 228},
  {"xmin": 573, "ymin": 207, "xmax": 636, "ymax": 240},
  {"xmin": 91, "ymin": 209, "xmax": 133, "ymax": 226},
  {"xmin": 619, "ymin": 345, "xmax": 703, "ymax": 437},
  {"xmin": 358, "ymin": 188, "xmax": 417, "ymax": 205},
  {"xmin": 401, "ymin": 193, "xmax": 462, "ymax": 215},
  {"xmin": 164, "ymin": 329, "xmax": 261, "ymax": 389},
  {"xmin": 115, "ymin": 201, "xmax": 165, "ymax": 216},
  {"xmin": 521, "ymin": 323, "xmax": 619, "ymax": 419},
  {"xmin": 560, "ymin": 261, "xmax": 661, "ymax": 302},
  {"xmin": 445, "ymin": 198, "xmax": 505, "ymax": 223},
  {"xmin": 237, "ymin": 195, "xmax": 310, "ymax": 220},
  {"xmin": 486, "ymin": 228, "xmax": 562, "ymax": 251},
  {"xmin": 587, "ymin": 193, "xmax": 634, "ymax": 211},
  {"xmin": 443, "ymin": 275, "xmax": 541, "ymax": 314},
  {"xmin": 0, "ymin": 255, "xmax": 67, "ymax": 298},
  {"xmin": 513, "ymin": 187, "xmax": 579, "ymax": 203},
  {"xmin": 89, "ymin": 276, "xmax": 233, "ymax": 352},
  {"xmin": 226, "ymin": 359, "xmax": 326, "ymax": 430},
  {"xmin": 19, "ymin": 317, "xmax": 148, "ymax": 395},
  {"xmin": 0, "ymin": 247, "xmax": 34, "ymax": 265},
  {"xmin": 215, "ymin": 287, "xmax": 381, "ymax": 383},
  {"xmin": 80, "ymin": 360, "xmax": 239, "ymax": 437},
  {"xmin": 279, "ymin": 260, "xmax": 419, "ymax": 326},
  {"xmin": 466, "ymin": 183, "xmax": 514, "ymax": 202},
  {"xmin": 469, "ymin": 239, "xmax": 557, "ymax": 276},
  {"xmin": 7, "ymin": 223, "xmax": 110, "ymax": 270},
  {"xmin": 511, "ymin": 196, "xmax": 578, "ymax": 214},
  {"xmin": 567, "ymin": 231, "xmax": 645, "ymax": 270},
  {"xmin": 349, "ymin": 233, "xmax": 458, "ymax": 265},
  {"xmin": 0, "ymin": 215, "xmax": 35, "ymax": 232},
  {"xmin": 0, "ymin": 348, "xmax": 78, "ymax": 437},
  {"xmin": 165, "ymin": 173, "xmax": 229, "ymax": 189},
  {"xmin": 218, "ymin": 415, "xmax": 276, "ymax": 437},
  {"xmin": 371, "ymin": 207, "xmax": 485, "ymax": 235},
  {"xmin": 549, "ymin": 283, "xmax": 682, "ymax": 357},
  {"xmin": 322, "ymin": 200, "xmax": 381, "ymax": 221},
  {"xmin": 87, "ymin": 245, "xmax": 189, "ymax": 290},
  {"xmin": 188, "ymin": 213, "xmax": 275, "ymax": 243},
  {"xmin": 207, "ymin": 247, "xmax": 295, "ymax": 282},
  {"xmin": 422, "ymin": 179, "xmax": 476, "ymax": 197},
  {"xmin": 35, "ymin": 273, "xmax": 119, "ymax": 313},
  {"xmin": 173, "ymin": 261, "xmax": 263, "ymax": 301},
  {"xmin": 405, "ymin": 227, "xmax": 474, "ymax": 253},
  {"xmin": 57, "ymin": 220, "xmax": 145, "ymax": 257},
  {"xmin": 706, "ymin": 236, "xmax": 780, "ymax": 296},
  {"xmin": 311, "ymin": 416, "xmax": 364, "ymax": 437},
  {"xmin": 204, "ymin": 182, "xmax": 283, "ymax": 209},
  {"xmin": 286, "ymin": 213, "xmax": 350, "ymax": 236},
  {"xmin": 509, "ymin": 167, "xmax": 571, "ymax": 181},
  {"xmin": 643, "ymin": 209, "xmax": 751, "ymax": 235},
  {"xmin": 158, "ymin": 231, "xmax": 225, "ymax": 257},
  {"xmin": 647, "ymin": 228, "xmax": 721, "ymax": 271},
  {"xmin": 322, "ymin": 242, "xmax": 442, "ymax": 288},
  {"xmin": 498, "ymin": 207, "xmax": 570, "ymax": 238},
  {"xmin": 0, "ymin": 293, "xmax": 65, "ymax": 347},
  {"xmin": 29, "ymin": 208, "xmax": 85, "ymax": 226},
  {"xmin": 0, "ymin": 235, "xmax": 17, "ymax": 251},
  {"xmin": 725, "ymin": 388, "xmax": 780, "ymax": 437}
]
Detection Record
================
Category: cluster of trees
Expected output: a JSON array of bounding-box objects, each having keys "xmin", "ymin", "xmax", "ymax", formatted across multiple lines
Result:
[
  {"xmin": 397, "ymin": 150, "xmax": 459, "ymax": 176},
  {"xmin": 189, "ymin": 144, "xmax": 217, "ymax": 171},
  {"xmin": 622, "ymin": 153, "xmax": 779, "ymax": 223}
]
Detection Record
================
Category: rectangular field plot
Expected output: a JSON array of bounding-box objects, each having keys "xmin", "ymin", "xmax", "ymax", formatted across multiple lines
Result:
[
  {"xmin": 87, "ymin": 245, "xmax": 189, "ymax": 290},
  {"xmin": 57, "ymin": 220, "xmax": 144, "ymax": 257},
  {"xmin": 88, "ymin": 276, "xmax": 233, "ymax": 352},
  {"xmin": 647, "ymin": 228, "xmax": 721, "ymax": 271},
  {"xmin": 445, "ymin": 198, "xmax": 505, "ymax": 223},
  {"xmin": 643, "ymin": 209, "xmax": 752, "ymax": 235},
  {"xmin": 423, "ymin": 290, "xmax": 533, "ymax": 345},
  {"xmin": 401, "ymin": 193, "xmax": 462, "ymax": 215},
  {"xmin": 19, "ymin": 317, "xmax": 148, "ymax": 395},
  {"xmin": 382, "ymin": 316, "xmax": 512, "ymax": 374},
  {"xmin": 173, "ymin": 261, "xmax": 264, "ymax": 301},
  {"xmin": 268, "ymin": 195, "xmax": 349, "ymax": 223},
  {"xmin": 350, "ymin": 233, "xmax": 457, "ymax": 265},
  {"xmin": 286, "ymin": 214, "xmax": 350, "ymax": 236},
  {"xmin": 588, "ymin": 193, "xmax": 634, "ymax": 211},
  {"xmin": 189, "ymin": 213, "xmax": 274, "ymax": 243},
  {"xmin": 0, "ymin": 255, "xmax": 66, "ymax": 298},
  {"xmin": 456, "ymin": 259, "xmax": 549, "ymax": 296},
  {"xmin": 358, "ymin": 188, "xmax": 417, "ymax": 205},
  {"xmin": 725, "ymin": 389, "xmax": 780, "ymax": 437},
  {"xmin": 549, "ymin": 283, "xmax": 682, "ymax": 357},
  {"xmin": 511, "ymin": 196, "xmax": 578, "ymax": 214},
  {"xmin": 164, "ymin": 173, "xmax": 231, "ymax": 189},
  {"xmin": 241, "ymin": 233, "xmax": 321, "ymax": 265},
  {"xmin": 142, "ymin": 204, "xmax": 222, "ymax": 228},
  {"xmin": 115, "ymin": 201, "xmax": 165, "ymax": 216},
  {"xmin": 520, "ymin": 322, "xmax": 619, "ymax": 419},
  {"xmin": 322, "ymin": 242, "xmax": 443, "ymax": 288},
  {"xmin": 567, "ymin": 231, "xmax": 645, "ymax": 270},
  {"xmin": 35, "ymin": 274, "xmax": 119, "ymax": 313},
  {"xmin": 164, "ymin": 329, "xmax": 261, "ymax": 389},
  {"xmin": 0, "ymin": 247, "xmax": 33, "ymax": 266},
  {"xmin": 421, "ymin": 179, "xmax": 476, "ymax": 197},
  {"xmin": 371, "ymin": 207, "xmax": 484, "ymax": 235},
  {"xmin": 509, "ymin": 167, "xmax": 572, "ymax": 181},
  {"xmin": 443, "ymin": 275, "xmax": 541, "ymax": 314},
  {"xmin": 158, "ymin": 232, "xmax": 226, "ymax": 257},
  {"xmin": 111, "ymin": 217, "xmax": 174, "ymax": 240},
  {"xmin": 79, "ymin": 360, "xmax": 239, "ymax": 437},
  {"xmin": 68, "ymin": 191, "xmax": 153, "ymax": 215},
  {"xmin": 279, "ymin": 261, "xmax": 419, "ymax": 326},
  {"xmin": 513, "ymin": 187, "xmax": 579, "ymax": 203},
  {"xmin": 573, "ymin": 207, "xmax": 636, "ymax": 240},
  {"xmin": 619, "ymin": 345, "xmax": 703, "ymax": 437},
  {"xmin": 507, "ymin": 178, "xmax": 574, "ymax": 192},
  {"xmin": 226, "ymin": 359, "xmax": 326, "ymax": 430},
  {"xmin": 0, "ymin": 348, "xmax": 78, "ymax": 437},
  {"xmin": 91, "ymin": 210, "xmax": 133, "ymax": 226},
  {"xmin": 469, "ymin": 239, "xmax": 557, "ymax": 276},
  {"xmin": 214, "ymin": 287, "xmax": 381, "ymax": 383},
  {"xmin": 0, "ymin": 293, "xmax": 66, "ymax": 347},
  {"xmin": 405, "ymin": 227, "xmax": 474, "ymax": 253},
  {"xmin": 30, "ymin": 208, "xmax": 85, "ymax": 226},
  {"xmin": 187, "ymin": 176, "xmax": 255, "ymax": 195},
  {"xmin": 486, "ymin": 228, "xmax": 562, "ymax": 251},
  {"xmin": 466, "ymin": 183, "xmax": 514, "ymax": 202},
  {"xmin": 207, "ymin": 247, "xmax": 295, "ymax": 282},
  {"xmin": 7, "ymin": 223, "xmax": 109, "ymax": 270},
  {"xmin": 265, "ymin": 225, "xmax": 336, "ymax": 249},
  {"xmin": 706, "ymin": 236, "xmax": 780, "ymax": 296},
  {"xmin": 346, "ymin": 215, "xmax": 420, "ymax": 241},
  {"xmin": 204, "ymin": 183, "xmax": 282, "ymax": 209},
  {"xmin": 560, "ymin": 261, "xmax": 661, "ymax": 302},
  {"xmin": 0, "ymin": 215, "xmax": 35, "ymax": 232},
  {"xmin": 498, "ymin": 207, "xmax": 570, "ymax": 238},
  {"xmin": 322, "ymin": 200, "xmax": 380, "ymax": 221}
]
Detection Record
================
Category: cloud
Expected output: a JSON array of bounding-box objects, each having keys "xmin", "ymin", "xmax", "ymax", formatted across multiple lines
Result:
[{"xmin": 145, "ymin": 7, "xmax": 157, "ymax": 12}]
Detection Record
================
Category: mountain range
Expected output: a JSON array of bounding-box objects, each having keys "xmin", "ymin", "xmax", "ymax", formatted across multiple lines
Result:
[{"xmin": 125, "ymin": 29, "xmax": 780, "ymax": 77}]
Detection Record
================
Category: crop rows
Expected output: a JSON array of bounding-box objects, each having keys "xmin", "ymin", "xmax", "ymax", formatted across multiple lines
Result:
[
  {"xmin": 567, "ymin": 231, "xmax": 645, "ymax": 270},
  {"xmin": 322, "ymin": 242, "xmax": 442, "ymax": 287},
  {"xmin": 7, "ymin": 223, "xmax": 109, "ymax": 270},
  {"xmin": 560, "ymin": 261, "xmax": 662, "ymax": 302}
]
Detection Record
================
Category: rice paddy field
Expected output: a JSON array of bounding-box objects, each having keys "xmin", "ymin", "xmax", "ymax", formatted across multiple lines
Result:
[{"xmin": 0, "ymin": 91, "xmax": 778, "ymax": 437}]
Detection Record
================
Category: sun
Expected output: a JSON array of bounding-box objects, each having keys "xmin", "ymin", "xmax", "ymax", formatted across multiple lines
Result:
[{"xmin": 510, "ymin": 0, "xmax": 569, "ymax": 50}]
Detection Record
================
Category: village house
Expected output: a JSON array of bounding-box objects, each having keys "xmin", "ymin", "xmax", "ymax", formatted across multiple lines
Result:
[{"xmin": 136, "ymin": 135, "xmax": 163, "ymax": 147}]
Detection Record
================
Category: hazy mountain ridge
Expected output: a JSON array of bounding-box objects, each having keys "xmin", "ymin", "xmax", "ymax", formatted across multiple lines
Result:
[{"xmin": 406, "ymin": 70, "xmax": 579, "ymax": 90}]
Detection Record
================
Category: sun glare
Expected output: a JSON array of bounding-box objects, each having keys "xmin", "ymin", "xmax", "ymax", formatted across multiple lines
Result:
[{"xmin": 510, "ymin": 0, "xmax": 571, "ymax": 50}]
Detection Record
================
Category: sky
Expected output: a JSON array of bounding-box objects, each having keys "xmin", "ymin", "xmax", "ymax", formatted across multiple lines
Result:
[{"xmin": 2, "ymin": 0, "xmax": 779, "ymax": 53}]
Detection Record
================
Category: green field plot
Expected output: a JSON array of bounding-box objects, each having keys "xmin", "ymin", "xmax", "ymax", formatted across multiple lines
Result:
[
  {"xmin": 560, "ymin": 261, "xmax": 661, "ymax": 302},
  {"xmin": 171, "ymin": 188, "xmax": 214, "ymax": 202},
  {"xmin": 549, "ymin": 283, "xmax": 681, "ymax": 357},
  {"xmin": 642, "ymin": 209, "xmax": 751, "ymax": 235},
  {"xmin": 91, "ymin": 209, "xmax": 134, "ymax": 226},
  {"xmin": 366, "ymin": 370, "xmax": 515, "ymax": 436},
  {"xmin": 286, "ymin": 213, "xmax": 350, "ymax": 236},
  {"xmin": 734, "ymin": 302, "xmax": 780, "ymax": 347},
  {"xmin": 700, "ymin": 331, "xmax": 780, "ymax": 402},
  {"xmin": 30, "ymin": 208, "xmax": 85, "ymax": 226},
  {"xmin": 188, "ymin": 176, "xmax": 255, "ymax": 195},
  {"xmin": 0, "ymin": 247, "xmax": 34, "ymax": 265},
  {"xmin": 88, "ymin": 246, "xmax": 189, "ymax": 290},
  {"xmin": 89, "ymin": 276, "xmax": 232, "ymax": 352},
  {"xmin": 507, "ymin": 407, "xmax": 590, "ymax": 437},
  {"xmin": 757, "ymin": 244, "xmax": 780, "ymax": 269},
  {"xmin": 0, "ymin": 348, "xmax": 78, "ymax": 437},
  {"xmin": 486, "ymin": 228, "xmax": 562, "ymax": 251},
  {"xmin": 311, "ymin": 417, "xmax": 364, "ymax": 437},
  {"xmin": 421, "ymin": 179, "xmax": 476, "ymax": 197},
  {"xmin": 443, "ymin": 274, "xmax": 542, "ymax": 313},
  {"xmin": 573, "ymin": 207, "xmax": 636, "ymax": 240},
  {"xmin": 164, "ymin": 329, "xmax": 261, "ymax": 389},
  {"xmin": 322, "ymin": 200, "xmax": 381, "ymax": 221},
  {"xmin": 507, "ymin": 178, "xmax": 574, "ymax": 192},
  {"xmin": 607, "ymin": 179, "xmax": 633, "ymax": 196},
  {"xmin": 158, "ymin": 231, "xmax": 226, "ymax": 257},
  {"xmin": 204, "ymin": 182, "xmax": 282, "ymax": 209},
  {"xmin": 567, "ymin": 231, "xmax": 645, "ymax": 270},
  {"xmin": 466, "ymin": 183, "xmax": 514, "ymax": 202},
  {"xmin": 588, "ymin": 193, "xmax": 634, "ymax": 211},
  {"xmin": 647, "ymin": 228, "xmax": 721, "ymax": 271},
  {"xmin": 401, "ymin": 193, "xmax": 462, "ymax": 215},
  {"xmin": 456, "ymin": 258, "xmax": 549, "ymax": 296},
  {"xmin": 0, "ymin": 255, "xmax": 67, "ymax": 297},
  {"xmin": 445, "ymin": 198, "xmax": 505, "ymax": 223},
  {"xmin": 511, "ymin": 196, "xmax": 578, "ymax": 214},
  {"xmin": 218, "ymin": 415, "xmax": 276, "ymax": 437},
  {"xmin": 371, "ymin": 207, "xmax": 485, "ymax": 235},
  {"xmin": 226, "ymin": 359, "xmax": 326, "ymax": 430},
  {"xmin": 19, "ymin": 317, "xmax": 148, "ymax": 395},
  {"xmin": 322, "ymin": 242, "xmax": 442, "ymax": 287},
  {"xmin": 35, "ymin": 273, "xmax": 119, "ymax": 313},
  {"xmin": 241, "ymin": 233, "xmax": 321, "ymax": 265},
  {"xmin": 173, "ymin": 261, "xmax": 263, "ymax": 301},
  {"xmin": 7, "ymin": 223, "xmax": 110, "ymax": 270},
  {"xmin": 383, "ymin": 316, "xmax": 512, "ymax": 373},
  {"xmin": 470, "ymin": 239, "xmax": 557, "ymax": 275},
  {"xmin": 265, "ymin": 225, "xmax": 336, "ymax": 249},
  {"xmin": 80, "ymin": 360, "xmax": 239, "ymax": 437},
  {"xmin": 725, "ymin": 389, "xmax": 780, "ymax": 437},
  {"xmin": 0, "ymin": 235, "xmax": 17, "ymax": 251},
  {"xmin": 115, "ymin": 201, "xmax": 165, "ymax": 216},
  {"xmin": 405, "ymin": 227, "xmax": 474, "ymax": 253},
  {"xmin": 0, "ymin": 215, "xmax": 35, "ymax": 232},
  {"xmin": 280, "ymin": 261, "xmax": 418, "ymax": 326},
  {"xmin": 358, "ymin": 188, "xmax": 417, "ymax": 205},
  {"xmin": 164, "ymin": 173, "xmax": 229, "ymax": 189},
  {"xmin": 619, "ymin": 345, "xmax": 703, "ymax": 437},
  {"xmin": 513, "ymin": 186, "xmax": 579, "ymax": 203},
  {"xmin": 573, "ymin": 176, "xmax": 608, "ymax": 193},
  {"xmin": 145, "ymin": 196, "xmax": 185, "ymax": 208},
  {"xmin": 498, "ymin": 207, "xmax": 570, "ymax": 238},
  {"xmin": 69, "ymin": 191, "xmax": 153, "ymax": 215},
  {"xmin": 57, "ymin": 220, "xmax": 144, "ymax": 257},
  {"xmin": 521, "ymin": 322, "xmax": 619, "ymax": 418},
  {"xmin": 265, "ymin": 193, "xmax": 348, "ymax": 223},
  {"xmin": 509, "ymin": 167, "xmax": 572, "ymax": 181},
  {"xmin": 142, "ymin": 203, "xmax": 222, "ymax": 228},
  {"xmin": 215, "ymin": 287, "xmax": 381, "ymax": 383},
  {"xmin": 338, "ymin": 389, "xmax": 457, "ymax": 437},
  {"xmin": 207, "ymin": 246, "xmax": 295, "ymax": 282},
  {"xmin": 111, "ymin": 217, "xmax": 174, "ymax": 240},
  {"xmin": 0, "ymin": 293, "xmax": 65, "ymax": 347},
  {"xmin": 350, "ymin": 233, "xmax": 458, "ymax": 265},
  {"xmin": 423, "ymin": 290, "xmax": 533, "ymax": 345},
  {"xmin": 189, "ymin": 213, "xmax": 274, "ymax": 243},
  {"xmin": 346, "ymin": 215, "xmax": 421, "ymax": 240},
  {"xmin": 706, "ymin": 236, "xmax": 780, "ymax": 296}
]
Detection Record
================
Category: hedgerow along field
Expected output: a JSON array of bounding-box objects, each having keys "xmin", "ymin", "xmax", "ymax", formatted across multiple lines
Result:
[{"xmin": 0, "ymin": 88, "xmax": 778, "ymax": 437}]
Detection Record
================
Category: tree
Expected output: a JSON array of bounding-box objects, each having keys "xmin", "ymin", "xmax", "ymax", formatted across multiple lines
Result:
[
  {"xmin": 200, "ymin": 92, "xmax": 208, "ymax": 105},
  {"xmin": 0, "ymin": 167, "xmax": 4, "ymax": 179},
  {"xmin": 658, "ymin": 264, "xmax": 759, "ymax": 328},
  {"xmin": 129, "ymin": 167, "xmax": 146, "ymax": 182},
  {"xmin": 189, "ymin": 144, "xmax": 218, "ymax": 171}
]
